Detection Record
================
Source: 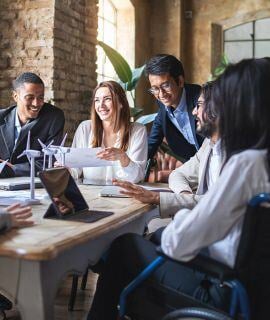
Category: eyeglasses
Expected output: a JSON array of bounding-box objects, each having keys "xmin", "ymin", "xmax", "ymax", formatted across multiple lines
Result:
[
  {"xmin": 195, "ymin": 101, "xmax": 205, "ymax": 109},
  {"xmin": 148, "ymin": 82, "xmax": 173, "ymax": 95}
]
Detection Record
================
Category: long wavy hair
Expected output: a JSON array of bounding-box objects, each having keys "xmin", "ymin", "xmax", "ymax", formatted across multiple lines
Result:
[
  {"xmin": 90, "ymin": 81, "xmax": 131, "ymax": 151},
  {"xmin": 213, "ymin": 58, "xmax": 270, "ymax": 169}
]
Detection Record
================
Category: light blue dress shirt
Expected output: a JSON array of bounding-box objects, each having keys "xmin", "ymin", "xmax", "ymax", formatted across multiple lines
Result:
[{"xmin": 166, "ymin": 88, "xmax": 199, "ymax": 150}]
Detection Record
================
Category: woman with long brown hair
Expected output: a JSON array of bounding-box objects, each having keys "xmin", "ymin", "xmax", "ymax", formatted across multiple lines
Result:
[{"xmin": 71, "ymin": 81, "xmax": 147, "ymax": 185}]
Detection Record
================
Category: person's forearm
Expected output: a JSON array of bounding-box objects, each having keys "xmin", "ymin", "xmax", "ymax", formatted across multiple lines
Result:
[{"xmin": 119, "ymin": 153, "xmax": 130, "ymax": 167}]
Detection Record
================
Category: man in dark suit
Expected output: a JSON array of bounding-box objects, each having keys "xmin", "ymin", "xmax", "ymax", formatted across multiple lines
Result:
[
  {"xmin": 0, "ymin": 72, "xmax": 65, "ymax": 177},
  {"xmin": 146, "ymin": 54, "xmax": 204, "ymax": 161}
]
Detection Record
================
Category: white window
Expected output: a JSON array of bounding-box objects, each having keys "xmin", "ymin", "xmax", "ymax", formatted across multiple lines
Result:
[
  {"xmin": 96, "ymin": 0, "xmax": 135, "ymax": 83},
  {"xmin": 97, "ymin": 0, "xmax": 117, "ymax": 82},
  {"xmin": 224, "ymin": 18, "xmax": 270, "ymax": 63}
]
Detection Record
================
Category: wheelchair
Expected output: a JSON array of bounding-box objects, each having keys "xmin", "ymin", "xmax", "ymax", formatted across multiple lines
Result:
[
  {"xmin": 118, "ymin": 193, "xmax": 270, "ymax": 320},
  {"xmin": 162, "ymin": 307, "xmax": 233, "ymax": 320}
]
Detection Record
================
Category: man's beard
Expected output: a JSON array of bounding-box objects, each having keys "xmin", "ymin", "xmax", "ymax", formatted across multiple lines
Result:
[{"xmin": 197, "ymin": 121, "xmax": 216, "ymax": 138}]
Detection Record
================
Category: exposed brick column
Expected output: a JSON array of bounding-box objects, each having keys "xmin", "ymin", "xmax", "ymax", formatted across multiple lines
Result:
[
  {"xmin": 53, "ymin": 0, "xmax": 98, "ymax": 142},
  {"xmin": 0, "ymin": 0, "xmax": 55, "ymax": 105},
  {"xmin": 0, "ymin": 0, "xmax": 98, "ymax": 144}
]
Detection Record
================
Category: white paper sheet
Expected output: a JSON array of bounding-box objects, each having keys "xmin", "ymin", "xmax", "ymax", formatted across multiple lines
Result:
[
  {"xmin": 0, "ymin": 191, "xmax": 44, "ymax": 206},
  {"xmin": 54, "ymin": 147, "xmax": 116, "ymax": 168}
]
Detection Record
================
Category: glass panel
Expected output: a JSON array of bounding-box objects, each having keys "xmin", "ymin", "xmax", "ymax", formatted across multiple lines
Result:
[
  {"xmin": 97, "ymin": 0, "xmax": 117, "ymax": 81},
  {"xmin": 224, "ymin": 22, "xmax": 253, "ymax": 41},
  {"xmin": 98, "ymin": 0, "xmax": 104, "ymax": 17},
  {"xmin": 255, "ymin": 18, "xmax": 270, "ymax": 39},
  {"xmin": 104, "ymin": 0, "xmax": 116, "ymax": 23},
  {"xmin": 97, "ymin": 16, "xmax": 104, "ymax": 40},
  {"xmin": 224, "ymin": 41, "xmax": 253, "ymax": 63},
  {"xmin": 103, "ymin": 22, "xmax": 116, "ymax": 47},
  {"xmin": 255, "ymin": 41, "xmax": 270, "ymax": 58}
]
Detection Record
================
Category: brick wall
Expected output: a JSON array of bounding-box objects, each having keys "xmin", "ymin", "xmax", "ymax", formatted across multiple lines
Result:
[
  {"xmin": 0, "ymin": 0, "xmax": 55, "ymax": 105},
  {"xmin": 0, "ymin": 0, "xmax": 98, "ymax": 144},
  {"xmin": 53, "ymin": 0, "xmax": 98, "ymax": 140}
]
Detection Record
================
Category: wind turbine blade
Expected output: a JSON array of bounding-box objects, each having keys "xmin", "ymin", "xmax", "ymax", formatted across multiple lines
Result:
[
  {"xmin": 47, "ymin": 139, "xmax": 54, "ymax": 148},
  {"xmin": 17, "ymin": 151, "xmax": 25, "ymax": 159},
  {"xmin": 60, "ymin": 133, "xmax": 67, "ymax": 147},
  {"xmin": 38, "ymin": 139, "xmax": 46, "ymax": 148},
  {"xmin": 26, "ymin": 131, "xmax": 31, "ymax": 150}
]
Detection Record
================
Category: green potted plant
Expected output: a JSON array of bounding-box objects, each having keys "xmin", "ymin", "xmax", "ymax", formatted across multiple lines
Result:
[{"xmin": 97, "ymin": 41, "xmax": 157, "ymax": 123}]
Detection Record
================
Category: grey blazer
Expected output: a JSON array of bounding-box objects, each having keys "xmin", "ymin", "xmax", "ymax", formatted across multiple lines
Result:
[
  {"xmin": 159, "ymin": 139, "xmax": 213, "ymax": 218},
  {"xmin": 0, "ymin": 103, "xmax": 65, "ymax": 177}
]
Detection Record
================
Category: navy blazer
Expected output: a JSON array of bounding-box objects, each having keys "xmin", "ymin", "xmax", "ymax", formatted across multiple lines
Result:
[
  {"xmin": 148, "ymin": 83, "xmax": 204, "ymax": 161},
  {"xmin": 0, "ymin": 103, "xmax": 65, "ymax": 177}
]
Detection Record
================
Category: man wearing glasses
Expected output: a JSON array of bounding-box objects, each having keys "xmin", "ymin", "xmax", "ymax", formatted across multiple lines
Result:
[
  {"xmin": 146, "ymin": 54, "xmax": 204, "ymax": 162},
  {"xmin": 0, "ymin": 72, "xmax": 65, "ymax": 177}
]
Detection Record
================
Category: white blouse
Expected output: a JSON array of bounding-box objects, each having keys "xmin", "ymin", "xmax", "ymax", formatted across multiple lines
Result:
[
  {"xmin": 161, "ymin": 149, "xmax": 270, "ymax": 268},
  {"xmin": 71, "ymin": 120, "xmax": 148, "ymax": 185}
]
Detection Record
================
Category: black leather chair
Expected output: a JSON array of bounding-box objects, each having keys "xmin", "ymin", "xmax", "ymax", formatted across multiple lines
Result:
[{"xmin": 119, "ymin": 193, "xmax": 270, "ymax": 320}]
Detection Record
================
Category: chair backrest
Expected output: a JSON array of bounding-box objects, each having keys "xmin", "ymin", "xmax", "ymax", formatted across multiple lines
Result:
[
  {"xmin": 234, "ymin": 193, "xmax": 270, "ymax": 319},
  {"xmin": 145, "ymin": 152, "xmax": 183, "ymax": 183}
]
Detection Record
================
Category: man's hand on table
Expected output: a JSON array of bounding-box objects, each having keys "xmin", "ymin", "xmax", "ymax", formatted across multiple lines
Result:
[{"xmin": 113, "ymin": 179, "xmax": 160, "ymax": 205}]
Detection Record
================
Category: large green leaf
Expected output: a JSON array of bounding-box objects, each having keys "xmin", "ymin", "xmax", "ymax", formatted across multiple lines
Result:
[
  {"xmin": 130, "ymin": 107, "xmax": 143, "ymax": 118},
  {"xmin": 126, "ymin": 65, "xmax": 145, "ymax": 91},
  {"xmin": 98, "ymin": 41, "xmax": 132, "ymax": 83},
  {"xmin": 136, "ymin": 113, "xmax": 157, "ymax": 125}
]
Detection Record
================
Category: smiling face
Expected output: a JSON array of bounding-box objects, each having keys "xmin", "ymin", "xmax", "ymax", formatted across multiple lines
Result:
[
  {"xmin": 13, "ymin": 82, "xmax": 45, "ymax": 125},
  {"xmin": 192, "ymin": 92, "xmax": 216, "ymax": 139},
  {"xmin": 94, "ymin": 87, "xmax": 115, "ymax": 122},
  {"xmin": 193, "ymin": 93, "xmax": 205, "ymax": 133},
  {"xmin": 148, "ymin": 73, "xmax": 184, "ymax": 108}
]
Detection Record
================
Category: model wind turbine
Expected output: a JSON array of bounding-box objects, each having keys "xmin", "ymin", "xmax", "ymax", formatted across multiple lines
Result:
[
  {"xmin": 38, "ymin": 139, "xmax": 57, "ymax": 169},
  {"xmin": 58, "ymin": 133, "xmax": 71, "ymax": 166},
  {"xmin": 49, "ymin": 133, "xmax": 70, "ymax": 166},
  {"xmin": 17, "ymin": 131, "xmax": 41, "ymax": 205}
]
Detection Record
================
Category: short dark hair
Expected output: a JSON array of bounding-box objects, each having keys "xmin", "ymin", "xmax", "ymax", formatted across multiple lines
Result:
[
  {"xmin": 12, "ymin": 72, "xmax": 44, "ymax": 90},
  {"xmin": 145, "ymin": 54, "xmax": 185, "ymax": 82},
  {"xmin": 213, "ymin": 58, "xmax": 270, "ymax": 165}
]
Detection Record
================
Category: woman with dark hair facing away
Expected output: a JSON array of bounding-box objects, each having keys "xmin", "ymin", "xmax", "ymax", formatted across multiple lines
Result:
[
  {"xmin": 87, "ymin": 58, "xmax": 270, "ymax": 320},
  {"xmin": 71, "ymin": 81, "xmax": 147, "ymax": 185}
]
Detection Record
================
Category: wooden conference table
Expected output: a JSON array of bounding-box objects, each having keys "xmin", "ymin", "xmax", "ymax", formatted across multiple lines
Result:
[{"xmin": 0, "ymin": 184, "xmax": 158, "ymax": 320}]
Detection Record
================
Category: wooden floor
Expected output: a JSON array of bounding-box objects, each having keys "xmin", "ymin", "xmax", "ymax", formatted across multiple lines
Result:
[{"xmin": 5, "ymin": 271, "xmax": 98, "ymax": 320}]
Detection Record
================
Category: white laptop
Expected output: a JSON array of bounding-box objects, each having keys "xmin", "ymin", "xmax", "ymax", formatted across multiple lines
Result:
[{"xmin": 99, "ymin": 185, "xmax": 130, "ymax": 198}]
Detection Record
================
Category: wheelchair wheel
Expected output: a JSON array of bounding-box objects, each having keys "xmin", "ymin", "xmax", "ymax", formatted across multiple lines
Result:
[{"xmin": 162, "ymin": 307, "xmax": 233, "ymax": 320}]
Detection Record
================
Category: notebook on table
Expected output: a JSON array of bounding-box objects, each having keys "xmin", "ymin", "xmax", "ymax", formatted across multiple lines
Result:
[
  {"xmin": 38, "ymin": 167, "xmax": 114, "ymax": 223},
  {"xmin": 99, "ymin": 184, "xmax": 172, "ymax": 198},
  {"xmin": 0, "ymin": 177, "xmax": 43, "ymax": 191}
]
